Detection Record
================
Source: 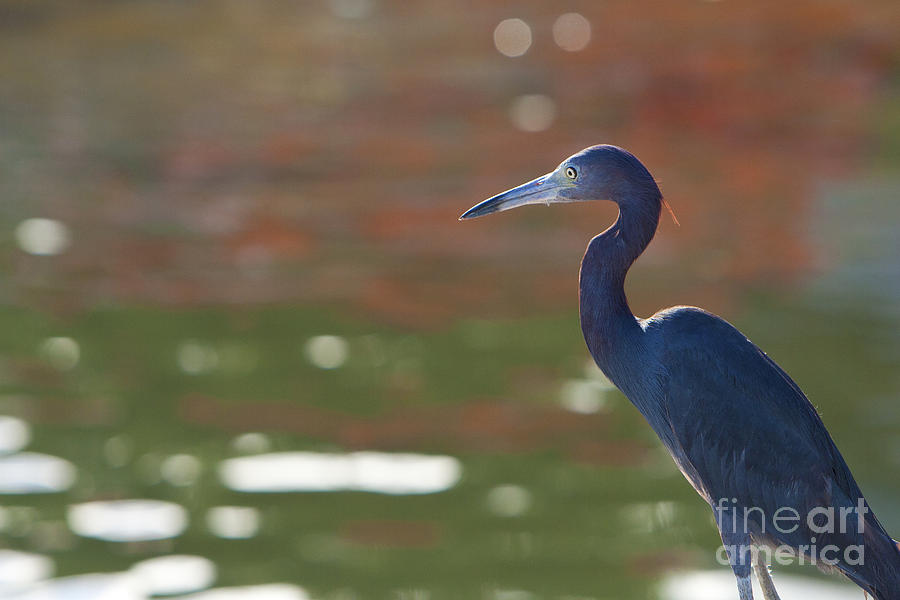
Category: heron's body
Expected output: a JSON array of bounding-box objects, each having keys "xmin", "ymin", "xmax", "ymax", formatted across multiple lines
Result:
[{"xmin": 462, "ymin": 145, "xmax": 900, "ymax": 600}]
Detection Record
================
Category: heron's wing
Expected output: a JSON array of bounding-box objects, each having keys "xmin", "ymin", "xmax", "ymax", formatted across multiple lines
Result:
[
  {"xmin": 650, "ymin": 307, "xmax": 900, "ymax": 590},
  {"xmin": 649, "ymin": 307, "xmax": 862, "ymax": 518}
]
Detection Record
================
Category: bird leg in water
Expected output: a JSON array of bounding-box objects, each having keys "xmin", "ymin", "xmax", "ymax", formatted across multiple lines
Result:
[{"xmin": 753, "ymin": 562, "xmax": 782, "ymax": 600}]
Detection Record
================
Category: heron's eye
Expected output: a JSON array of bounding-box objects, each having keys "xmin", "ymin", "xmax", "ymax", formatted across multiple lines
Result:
[{"xmin": 565, "ymin": 167, "xmax": 577, "ymax": 180}]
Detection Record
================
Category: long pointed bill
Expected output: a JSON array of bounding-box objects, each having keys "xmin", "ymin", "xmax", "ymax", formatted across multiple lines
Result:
[{"xmin": 459, "ymin": 173, "xmax": 564, "ymax": 220}]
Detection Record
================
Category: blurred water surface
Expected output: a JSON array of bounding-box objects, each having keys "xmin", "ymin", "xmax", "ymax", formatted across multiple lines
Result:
[{"xmin": 1, "ymin": 1, "xmax": 899, "ymax": 599}]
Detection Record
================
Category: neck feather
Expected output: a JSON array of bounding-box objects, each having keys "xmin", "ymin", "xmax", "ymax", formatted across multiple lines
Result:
[{"xmin": 578, "ymin": 189, "xmax": 661, "ymax": 381}]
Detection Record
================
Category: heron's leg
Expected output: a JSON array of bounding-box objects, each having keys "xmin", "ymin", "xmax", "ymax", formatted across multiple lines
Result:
[
  {"xmin": 753, "ymin": 562, "xmax": 782, "ymax": 600},
  {"xmin": 715, "ymin": 509, "xmax": 754, "ymax": 600},
  {"xmin": 720, "ymin": 536, "xmax": 754, "ymax": 599},
  {"xmin": 736, "ymin": 575, "xmax": 753, "ymax": 600}
]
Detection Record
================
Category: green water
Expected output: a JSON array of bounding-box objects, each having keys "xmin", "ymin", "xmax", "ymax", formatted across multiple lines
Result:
[{"xmin": 1, "ymin": 289, "xmax": 899, "ymax": 598}]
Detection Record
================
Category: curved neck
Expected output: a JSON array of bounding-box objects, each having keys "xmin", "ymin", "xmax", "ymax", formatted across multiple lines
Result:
[{"xmin": 579, "ymin": 192, "xmax": 661, "ymax": 383}]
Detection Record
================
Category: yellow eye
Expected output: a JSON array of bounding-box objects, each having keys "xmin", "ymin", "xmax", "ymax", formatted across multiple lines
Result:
[{"xmin": 565, "ymin": 166, "xmax": 577, "ymax": 179}]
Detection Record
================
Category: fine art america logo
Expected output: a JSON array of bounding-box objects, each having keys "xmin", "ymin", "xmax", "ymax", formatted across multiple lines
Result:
[{"xmin": 713, "ymin": 497, "xmax": 868, "ymax": 567}]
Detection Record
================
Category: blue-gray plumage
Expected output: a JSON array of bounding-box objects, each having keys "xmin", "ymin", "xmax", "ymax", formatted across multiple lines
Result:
[{"xmin": 460, "ymin": 145, "xmax": 900, "ymax": 600}]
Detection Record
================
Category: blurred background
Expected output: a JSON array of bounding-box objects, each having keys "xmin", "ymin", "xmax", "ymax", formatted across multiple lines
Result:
[{"xmin": 1, "ymin": 1, "xmax": 899, "ymax": 599}]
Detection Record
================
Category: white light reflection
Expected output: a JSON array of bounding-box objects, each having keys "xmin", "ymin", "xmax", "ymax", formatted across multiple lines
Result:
[
  {"xmin": 552, "ymin": 13, "xmax": 591, "ymax": 52},
  {"xmin": 0, "ymin": 550, "xmax": 54, "ymax": 593},
  {"xmin": 0, "ymin": 416, "xmax": 30, "ymax": 454},
  {"xmin": 103, "ymin": 435, "xmax": 132, "ymax": 468},
  {"xmin": 15, "ymin": 218, "xmax": 71, "ymax": 256},
  {"xmin": 206, "ymin": 506, "xmax": 260, "ymax": 539},
  {"xmin": 509, "ymin": 95, "xmax": 557, "ymax": 132},
  {"xmin": 220, "ymin": 451, "xmax": 461, "ymax": 495},
  {"xmin": 304, "ymin": 335, "xmax": 348, "ymax": 369},
  {"xmin": 231, "ymin": 432, "xmax": 271, "ymax": 454},
  {"xmin": 559, "ymin": 379, "xmax": 609, "ymax": 414},
  {"xmin": 67, "ymin": 499, "xmax": 188, "ymax": 542},
  {"xmin": 10, "ymin": 573, "xmax": 140, "ymax": 600},
  {"xmin": 177, "ymin": 340, "xmax": 219, "ymax": 374},
  {"xmin": 130, "ymin": 555, "xmax": 216, "ymax": 596},
  {"xmin": 486, "ymin": 485, "xmax": 532, "ymax": 517},
  {"xmin": 39, "ymin": 337, "xmax": 80, "ymax": 371},
  {"xmin": 0, "ymin": 453, "xmax": 76, "ymax": 494},
  {"xmin": 493, "ymin": 18, "xmax": 532, "ymax": 57},
  {"xmin": 174, "ymin": 583, "xmax": 309, "ymax": 600},
  {"xmin": 659, "ymin": 570, "xmax": 857, "ymax": 600},
  {"xmin": 161, "ymin": 454, "xmax": 203, "ymax": 487}
]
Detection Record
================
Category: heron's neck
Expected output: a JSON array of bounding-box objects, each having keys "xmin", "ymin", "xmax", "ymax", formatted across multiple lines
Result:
[{"xmin": 579, "ymin": 195, "xmax": 660, "ymax": 385}]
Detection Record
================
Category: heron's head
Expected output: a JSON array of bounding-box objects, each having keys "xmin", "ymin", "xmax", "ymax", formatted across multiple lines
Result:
[{"xmin": 460, "ymin": 145, "xmax": 663, "ymax": 220}]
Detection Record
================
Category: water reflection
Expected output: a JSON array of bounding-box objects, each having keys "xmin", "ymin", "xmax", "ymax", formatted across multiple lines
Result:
[
  {"xmin": 14, "ymin": 218, "xmax": 70, "ymax": 256},
  {"xmin": 161, "ymin": 454, "xmax": 203, "ymax": 487},
  {"xmin": 38, "ymin": 338, "xmax": 80, "ymax": 371},
  {"xmin": 559, "ymin": 379, "xmax": 609, "ymax": 414},
  {"xmin": 552, "ymin": 13, "xmax": 592, "ymax": 52},
  {"xmin": 219, "ymin": 452, "xmax": 461, "ymax": 494},
  {"xmin": 12, "ymin": 573, "xmax": 139, "ymax": 600},
  {"xmin": 130, "ymin": 555, "xmax": 216, "ymax": 596},
  {"xmin": 67, "ymin": 500, "xmax": 188, "ymax": 542},
  {"xmin": 659, "ymin": 570, "xmax": 857, "ymax": 600},
  {"xmin": 0, "ymin": 453, "xmax": 76, "ymax": 494},
  {"xmin": 304, "ymin": 336, "xmax": 349, "ymax": 370},
  {"xmin": 174, "ymin": 584, "xmax": 309, "ymax": 600},
  {"xmin": 0, "ymin": 1, "xmax": 897, "ymax": 595},
  {"xmin": 0, "ymin": 417, "xmax": 29, "ymax": 454},
  {"xmin": 230, "ymin": 433, "xmax": 271, "ymax": 455},
  {"xmin": 206, "ymin": 506, "xmax": 260, "ymax": 539},
  {"xmin": 493, "ymin": 18, "xmax": 532, "ymax": 58},
  {"xmin": 0, "ymin": 550, "xmax": 54, "ymax": 594},
  {"xmin": 177, "ymin": 341, "xmax": 220, "ymax": 375},
  {"xmin": 102, "ymin": 435, "xmax": 133, "ymax": 468},
  {"xmin": 486, "ymin": 485, "xmax": 532, "ymax": 517}
]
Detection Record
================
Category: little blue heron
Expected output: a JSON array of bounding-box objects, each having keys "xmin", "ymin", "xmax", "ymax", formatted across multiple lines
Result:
[{"xmin": 460, "ymin": 145, "xmax": 900, "ymax": 600}]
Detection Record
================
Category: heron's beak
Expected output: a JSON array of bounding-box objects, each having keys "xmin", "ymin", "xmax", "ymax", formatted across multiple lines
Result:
[{"xmin": 459, "ymin": 173, "xmax": 566, "ymax": 220}]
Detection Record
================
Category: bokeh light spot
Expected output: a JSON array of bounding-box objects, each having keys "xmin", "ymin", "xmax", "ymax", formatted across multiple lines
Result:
[
  {"xmin": 0, "ymin": 416, "xmax": 30, "ymax": 454},
  {"xmin": 0, "ymin": 550, "xmax": 54, "ymax": 591},
  {"xmin": 206, "ymin": 506, "xmax": 260, "ymax": 539},
  {"xmin": 493, "ymin": 18, "xmax": 532, "ymax": 57},
  {"xmin": 14, "ymin": 218, "xmax": 70, "ymax": 256},
  {"xmin": 552, "ymin": 13, "xmax": 591, "ymax": 51},
  {"xmin": 67, "ymin": 499, "xmax": 188, "ymax": 542},
  {"xmin": 486, "ymin": 485, "xmax": 532, "ymax": 517},
  {"xmin": 177, "ymin": 340, "xmax": 219, "ymax": 375},
  {"xmin": 39, "ymin": 337, "xmax": 80, "ymax": 371},
  {"xmin": 509, "ymin": 94, "xmax": 557, "ymax": 132},
  {"xmin": 219, "ymin": 451, "xmax": 462, "ymax": 495},
  {"xmin": 559, "ymin": 379, "xmax": 608, "ymax": 414},
  {"xmin": 103, "ymin": 435, "xmax": 133, "ymax": 468},
  {"xmin": 304, "ymin": 335, "xmax": 348, "ymax": 369},
  {"xmin": 231, "ymin": 432, "xmax": 271, "ymax": 455},
  {"xmin": 130, "ymin": 555, "xmax": 216, "ymax": 596},
  {"xmin": 0, "ymin": 453, "xmax": 76, "ymax": 494},
  {"xmin": 161, "ymin": 454, "xmax": 202, "ymax": 487}
]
